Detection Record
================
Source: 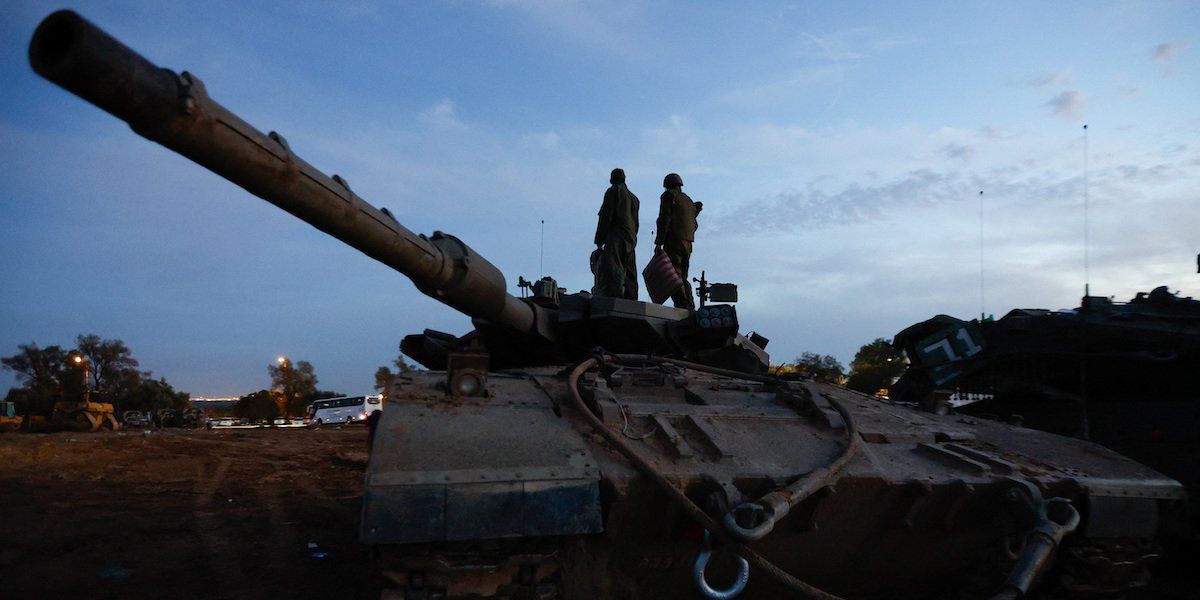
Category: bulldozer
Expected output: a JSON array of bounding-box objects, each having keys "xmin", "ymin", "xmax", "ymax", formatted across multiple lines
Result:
[
  {"xmin": 48, "ymin": 356, "xmax": 120, "ymax": 432},
  {"xmin": 50, "ymin": 393, "xmax": 120, "ymax": 432}
]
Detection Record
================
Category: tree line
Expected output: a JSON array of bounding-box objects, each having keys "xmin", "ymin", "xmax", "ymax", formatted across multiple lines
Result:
[
  {"xmin": 230, "ymin": 353, "xmax": 421, "ymax": 420},
  {"xmin": 777, "ymin": 338, "xmax": 906, "ymax": 395},
  {"xmin": 5, "ymin": 334, "xmax": 903, "ymax": 421},
  {"xmin": 2, "ymin": 334, "xmax": 188, "ymax": 417}
]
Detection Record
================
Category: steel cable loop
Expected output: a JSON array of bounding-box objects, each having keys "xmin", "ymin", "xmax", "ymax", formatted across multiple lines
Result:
[
  {"xmin": 611, "ymin": 353, "xmax": 862, "ymax": 542},
  {"xmin": 567, "ymin": 356, "xmax": 845, "ymax": 600},
  {"xmin": 694, "ymin": 530, "xmax": 750, "ymax": 600}
]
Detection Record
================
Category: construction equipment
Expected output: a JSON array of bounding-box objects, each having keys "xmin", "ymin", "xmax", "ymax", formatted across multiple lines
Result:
[
  {"xmin": 0, "ymin": 401, "xmax": 22, "ymax": 432},
  {"xmin": 47, "ymin": 354, "xmax": 120, "ymax": 432},
  {"xmin": 29, "ymin": 11, "xmax": 1188, "ymax": 598}
]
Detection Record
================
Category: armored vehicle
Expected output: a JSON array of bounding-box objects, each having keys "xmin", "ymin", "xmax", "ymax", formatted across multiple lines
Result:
[
  {"xmin": 891, "ymin": 288, "xmax": 1200, "ymax": 538},
  {"xmin": 30, "ymin": 11, "xmax": 1188, "ymax": 598}
]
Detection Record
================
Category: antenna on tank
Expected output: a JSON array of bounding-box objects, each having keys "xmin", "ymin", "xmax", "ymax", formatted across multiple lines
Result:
[
  {"xmin": 1082, "ymin": 124, "xmax": 1090, "ymax": 297},
  {"xmin": 539, "ymin": 219, "xmax": 545, "ymax": 278},
  {"xmin": 979, "ymin": 190, "xmax": 985, "ymax": 321},
  {"xmin": 1079, "ymin": 125, "xmax": 1092, "ymax": 440}
]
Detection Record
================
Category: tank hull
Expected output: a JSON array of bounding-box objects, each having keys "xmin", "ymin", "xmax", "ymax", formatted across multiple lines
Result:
[
  {"xmin": 891, "ymin": 288, "xmax": 1200, "ymax": 539},
  {"xmin": 365, "ymin": 364, "xmax": 1185, "ymax": 598}
]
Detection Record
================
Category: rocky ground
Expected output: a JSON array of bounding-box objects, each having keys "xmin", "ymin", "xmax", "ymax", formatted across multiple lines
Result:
[{"xmin": 0, "ymin": 427, "xmax": 380, "ymax": 599}]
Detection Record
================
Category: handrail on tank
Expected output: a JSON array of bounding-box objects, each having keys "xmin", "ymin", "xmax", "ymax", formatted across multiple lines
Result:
[{"xmin": 29, "ymin": 10, "xmax": 549, "ymax": 341}]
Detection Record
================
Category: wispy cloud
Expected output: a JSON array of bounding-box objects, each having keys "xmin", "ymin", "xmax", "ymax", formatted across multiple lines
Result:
[
  {"xmin": 418, "ymin": 99, "xmax": 467, "ymax": 130},
  {"xmin": 717, "ymin": 64, "xmax": 845, "ymax": 109},
  {"xmin": 794, "ymin": 27, "xmax": 923, "ymax": 60},
  {"xmin": 521, "ymin": 130, "xmax": 561, "ymax": 150},
  {"xmin": 486, "ymin": 0, "xmax": 650, "ymax": 61},
  {"xmin": 1151, "ymin": 41, "xmax": 1185, "ymax": 74},
  {"xmin": 1025, "ymin": 68, "xmax": 1074, "ymax": 88},
  {"xmin": 1045, "ymin": 90, "xmax": 1085, "ymax": 118},
  {"xmin": 711, "ymin": 142, "xmax": 1197, "ymax": 238},
  {"xmin": 942, "ymin": 142, "xmax": 975, "ymax": 162},
  {"xmin": 715, "ymin": 169, "xmax": 967, "ymax": 234}
]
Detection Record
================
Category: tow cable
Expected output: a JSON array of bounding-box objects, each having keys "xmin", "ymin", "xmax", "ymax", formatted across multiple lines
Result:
[{"xmin": 567, "ymin": 355, "xmax": 845, "ymax": 600}]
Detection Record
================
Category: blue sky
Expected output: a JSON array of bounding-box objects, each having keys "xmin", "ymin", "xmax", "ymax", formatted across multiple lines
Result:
[{"xmin": 2, "ymin": 1, "xmax": 1197, "ymax": 397}]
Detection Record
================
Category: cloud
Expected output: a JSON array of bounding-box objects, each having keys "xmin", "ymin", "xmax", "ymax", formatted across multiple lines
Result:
[
  {"xmin": 418, "ymin": 99, "xmax": 467, "ymax": 129},
  {"xmin": 718, "ymin": 63, "xmax": 845, "ymax": 110},
  {"xmin": 1026, "ymin": 69, "xmax": 1074, "ymax": 89},
  {"xmin": 486, "ymin": 0, "xmax": 650, "ymax": 61},
  {"xmin": 1045, "ymin": 90, "xmax": 1085, "ymax": 118},
  {"xmin": 1152, "ymin": 42, "xmax": 1184, "ymax": 62},
  {"xmin": 793, "ymin": 27, "xmax": 923, "ymax": 61},
  {"xmin": 714, "ymin": 169, "xmax": 967, "ymax": 234},
  {"xmin": 522, "ymin": 130, "xmax": 561, "ymax": 150},
  {"xmin": 942, "ymin": 142, "xmax": 975, "ymax": 162},
  {"xmin": 708, "ymin": 133, "xmax": 1199, "ymax": 239},
  {"xmin": 977, "ymin": 125, "xmax": 1005, "ymax": 139},
  {"xmin": 1152, "ymin": 42, "xmax": 1185, "ymax": 73}
]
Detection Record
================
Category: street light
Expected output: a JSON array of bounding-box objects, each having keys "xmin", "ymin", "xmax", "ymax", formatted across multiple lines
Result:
[{"xmin": 71, "ymin": 354, "xmax": 91, "ymax": 403}]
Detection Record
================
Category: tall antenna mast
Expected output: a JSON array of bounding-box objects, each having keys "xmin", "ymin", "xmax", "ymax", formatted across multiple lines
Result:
[
  {"xmin": 539, "ymin": 219, "xmax": 545, "ymax": 278},
  {"xmin": 979, "ymin": 190, "xmax": 985, "ymax": 320},
  {"xmin": 1079, "ymin": 124, "xmax": 1091, "ymax": 440},
  {"xmin": 1083, "ymin": 124, "xmax": 1090, "ymax": 297}
]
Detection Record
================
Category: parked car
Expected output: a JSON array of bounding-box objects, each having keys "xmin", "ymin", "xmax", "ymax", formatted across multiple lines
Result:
[
  {"xmin": 155, "ymin": 409, "xmax": 177, "ymax": 427},
  {"xmin": 122, "ymin": 410, "xmax": 148, "ymax": 428},
  {"xmin": 272, "ymin": 417, "xmax": 287, "ymax": 426}
]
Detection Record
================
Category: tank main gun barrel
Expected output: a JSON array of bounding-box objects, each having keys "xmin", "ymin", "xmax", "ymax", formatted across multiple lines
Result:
[{"xmin": 29, "ymin": 10, "xmax": 545, "ymax": 339}]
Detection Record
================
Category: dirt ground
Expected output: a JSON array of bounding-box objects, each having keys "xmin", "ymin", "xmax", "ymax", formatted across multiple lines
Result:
[
  {"xmin": 2, "ymin": 427, "xmax": 1196, "ymax": 599},
  {"xmin": 0, "ymin": 427, "xmax": 381, "ymax": 599}
]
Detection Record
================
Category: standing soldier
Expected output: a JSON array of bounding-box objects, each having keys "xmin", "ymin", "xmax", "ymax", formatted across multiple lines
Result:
[
  {"xmin": 654, "ymin": 173, "xmax": 703, "ymax": 310},
  {"xmin": 593, "ymin": 168, "xmax": 640, "ymax": 300}
]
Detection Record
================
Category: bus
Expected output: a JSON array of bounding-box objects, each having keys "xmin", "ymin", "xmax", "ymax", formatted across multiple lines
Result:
[{"xmin": 307, "ymin": 395, "xmax": 382, "ymax": 426}]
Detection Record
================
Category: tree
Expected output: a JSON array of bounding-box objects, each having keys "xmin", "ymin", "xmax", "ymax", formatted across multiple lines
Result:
[
  {"xmin": 268, "ymin": 358, "xmax": 318, "ymax": 416},
  {"xmin": 791, "ymin": 352, "xmax": 846, "ymax": 385},
  {"xmin": 374, "ymin": 354, "xmax": 419, "ymax": 401},
  {"xmin": 121, "ymin": 375, "xmax": 190, "ymax": 412},
  {"xmin": 76, "ymin": 334, "xmax": 139, "ymax": 397},
  {"xmin": 3, "ymin": 336, "xmax": 187, "ymax": 416},
  {"xmin": 1, "ymin": 344, "xmax": 69, "ymax": 415},
  {"xmin": 846, "ymin": 338, "xmax": 906, "ymax": 395},
  {"xmin": 3, "ymin": 388, "xmax": 41, "ymax": 419},
  {"xmin": 234, "ymin": 389, "xmax": 279, "ymax": 421},
  {"xmin": 374, "ymin": 367, "xmax": 395, "ymax": 401}
]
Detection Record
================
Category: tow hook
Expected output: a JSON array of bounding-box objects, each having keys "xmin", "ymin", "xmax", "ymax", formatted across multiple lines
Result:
[
  {"xmin": 693, "ymin": 529, "xmax": 750, "ymax": 599},
  {"xmin": 993, "ymin": 497, "xmax": 1081, "ymax": 599}
]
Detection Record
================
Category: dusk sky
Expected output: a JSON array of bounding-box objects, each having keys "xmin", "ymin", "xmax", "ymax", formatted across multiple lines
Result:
[{"xmin": 2, "ymin": 1, "xmax": 1197, "ymax": 397}]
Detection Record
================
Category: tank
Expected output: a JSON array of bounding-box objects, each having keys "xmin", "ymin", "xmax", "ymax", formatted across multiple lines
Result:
[
  {"xmin": 890, "ymin": 287, "xmax": 1200, "ymax": 537},
  {"xmin": 29, "ymin": 11, "xmax": 1189, "ymax": 599}
]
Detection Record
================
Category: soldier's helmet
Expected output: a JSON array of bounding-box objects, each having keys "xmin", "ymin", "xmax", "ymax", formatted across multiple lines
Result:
[
  {"xmin": 610, "ymin": 168, "xmax": 625, "ymax": 184},
  {"xmin": 663, "ymin": 173, "xmax": 683, "ymax": 188}
]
